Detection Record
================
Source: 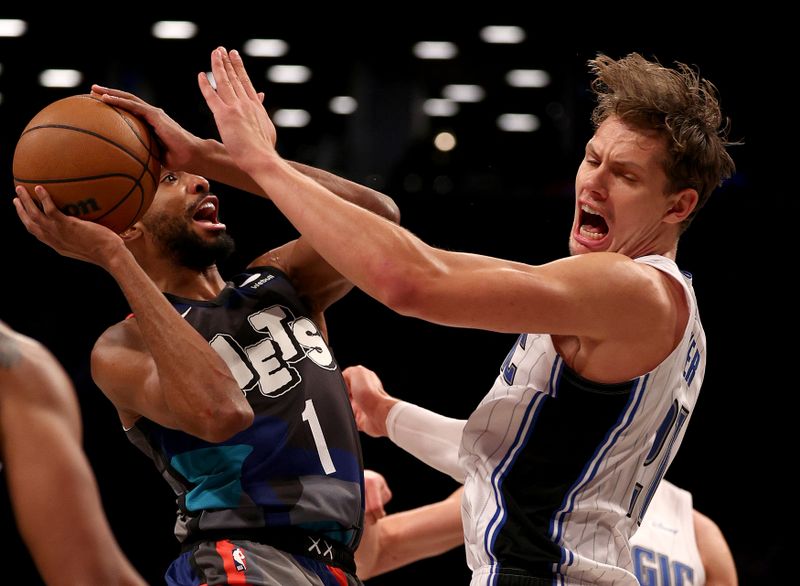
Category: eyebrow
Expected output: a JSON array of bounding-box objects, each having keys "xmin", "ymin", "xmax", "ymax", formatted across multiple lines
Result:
[{"xmin": 585, "ymin": 143, "xmax": 647, "ymax": 173}]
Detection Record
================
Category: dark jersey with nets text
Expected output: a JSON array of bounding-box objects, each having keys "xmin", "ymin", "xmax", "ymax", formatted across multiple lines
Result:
[{"xmin": 126, "ymin": 266, "xmax": 364, "ymax": 551}]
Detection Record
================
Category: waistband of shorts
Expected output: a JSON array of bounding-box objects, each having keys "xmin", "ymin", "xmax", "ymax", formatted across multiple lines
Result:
[{"xmin": 180, "ymin": 526, "xmax": 356, "ymax": 574}]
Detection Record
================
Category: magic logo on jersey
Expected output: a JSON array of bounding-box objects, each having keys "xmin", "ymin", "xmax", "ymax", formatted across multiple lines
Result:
[
  {"xmin": 633, "ymin": 546, "xmax": 695, "ymax": 586},
  {"xmin": 209, "ymin": 304, "xmax": 336, "ymax": 398}
]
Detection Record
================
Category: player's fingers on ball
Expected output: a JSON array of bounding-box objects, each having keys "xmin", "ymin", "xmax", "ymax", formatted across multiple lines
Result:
[
  {"xmin": 98, "ymin": 93, "xmax": 145, "ymax": 117},
  {"xmin": 35, "ymin": 186, "xmax": 59, "ymax": 214},
  {"xmin": 13, "ymin": 198, "xmax": 45, "ymax": 239},
  {"xmin": 92, "ymin": 84, "xmax": 140, "ymax": 103},
  {"xmin": 14, "ymin": 185, "xmax": 41, "ymax": 216},
  {"xmin": 12, "ymin": 197, "xmax": 33, "ymax": 226}
]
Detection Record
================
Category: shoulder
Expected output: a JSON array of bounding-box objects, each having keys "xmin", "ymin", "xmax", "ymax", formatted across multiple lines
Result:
[
  {"xmin": 551, "ymin": 252, "xmax": 675, "ymax": 307},
  {"xmin": 247, "ymin": 242, "xmax": 295, "ymax": 276},
  {"xmin": 693, "ymin": 508, "xmax": 724, "ymax": 540},
  {"xmin": 92, "ymin": 318, "xmax": 145, "ymax": 356},
  {"xmin": 693, "ymin": 508, "xmax": 731, "ymax": 559},
  {"xmin": 693, "ymin": 509, "xmax": 738, "ymax": 584},
  {"xmin": 554, "ymin": 252, "xmax": 665, "ymax": 281},
  {"xmin": 0, "ymin": 325, "xmax": 74, "ymax": 408}
]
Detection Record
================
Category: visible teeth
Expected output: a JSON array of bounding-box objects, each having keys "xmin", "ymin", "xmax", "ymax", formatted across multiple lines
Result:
[
  {"xmin": 579, "ymin": 226, "xmax": 605, "ymax": 239},
  {"xmin": 581, "ymin": 203, "xmax": 599, "ymax": 215}
]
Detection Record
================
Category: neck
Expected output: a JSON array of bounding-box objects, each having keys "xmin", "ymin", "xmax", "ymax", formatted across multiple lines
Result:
[
  {"xmin": 140, "ymin": 254, "xmax": 227, "ymax": 300},
  {"xmin": 625, "ymin": 230, "xmax": 680, "ymax": 261}
]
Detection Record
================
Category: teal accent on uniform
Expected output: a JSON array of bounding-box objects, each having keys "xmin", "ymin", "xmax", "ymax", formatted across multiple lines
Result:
[{"xmin": 170, "ymin": 445, "xmax": 253, "ymax": 511}]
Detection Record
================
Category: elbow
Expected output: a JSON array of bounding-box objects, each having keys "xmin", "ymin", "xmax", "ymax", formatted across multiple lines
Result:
[
  {"xmin": 363, "ymin": 190, "xmax": 400, "ymax": 224},
  {"xmin": 218, "ymin": 403, "xmax": 255, "ymax": 442},
  {"xmin": 372, "ymin": 265, "xmax": 428, "ymax": 317},
  {"xmin": 193, "ymin": 386, "xmax": 254, "ymax": 443},
  {"xmin": 203, "ymin": 404, "xmax": 254, "ymax": 443},
  {"xmin": 381, "ymin": 198, "xmax": 401, "ymax": 225}
]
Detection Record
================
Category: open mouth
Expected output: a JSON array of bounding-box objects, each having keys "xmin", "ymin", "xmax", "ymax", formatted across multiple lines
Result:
[
  {"xmin": 191, "ymin": 196, "xmax": 224, "ymax": 229},
  {"xmin": 578, "ymin": 203, "xmax": 608, "ymax": 240}
]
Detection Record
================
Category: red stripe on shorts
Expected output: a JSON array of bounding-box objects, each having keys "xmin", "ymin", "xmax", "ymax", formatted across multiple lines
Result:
[
  {"xmin": 215, "ymin": 540, "xmax": 249, "ymax": 585},
  {"xmin": 327, "ymin": 565, "xmax": 348, "ymax": 586}
]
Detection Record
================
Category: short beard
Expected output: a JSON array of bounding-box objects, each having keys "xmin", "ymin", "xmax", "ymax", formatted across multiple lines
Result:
[{"xmin": 144, "ymin": 212, "xmax": 235, "ymax": 271}]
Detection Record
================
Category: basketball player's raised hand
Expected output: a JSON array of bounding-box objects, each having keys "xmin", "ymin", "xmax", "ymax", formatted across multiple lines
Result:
[
  {"xmin": 200, "ymin": 47, "xmax": 277, "ymax": 177},
  {"xmin": 13, "ymin": 185, "xmax": 125, "ymax": 267},
  {"xmin": 92, "ymin": 84, "xmax": 202, "ymax": 172}
]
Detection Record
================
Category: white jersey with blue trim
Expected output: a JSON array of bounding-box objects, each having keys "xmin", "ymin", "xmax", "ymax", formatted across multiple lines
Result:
[
  {"xmin": 630, "ymin": 480, "xmax": 705, "ymax": 586},
  {"xmin": 460, "ymin": 255, "xmax": 706, "ymax": 586}
]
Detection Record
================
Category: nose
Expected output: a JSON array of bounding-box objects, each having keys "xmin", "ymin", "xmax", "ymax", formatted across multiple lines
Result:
[
  {"xmin": 581, "ymin": 165, "xmax": 609, "ymax": 202},
  {"xmin": 186, "ymin": 173, "xmax": 210, "ymax": 195}
]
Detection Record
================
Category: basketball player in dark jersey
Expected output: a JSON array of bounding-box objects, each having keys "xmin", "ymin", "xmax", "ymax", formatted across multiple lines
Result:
[
  {"xmin": 13, "ymin": 95, "xmax": 399, "ymax": 584},
  {"xmin": 0, "ymin": 321, "xmax": 146, "ymax": 586}
]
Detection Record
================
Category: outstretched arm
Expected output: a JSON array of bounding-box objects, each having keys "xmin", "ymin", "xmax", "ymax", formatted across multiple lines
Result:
[
  {"xmin": 0, "ymin": 323, "xmax": 145, "ymax": 586},
  {"xmin": 248, "ymin": 160, "xmax": 399, "ymax": 320},
  {"xmin": 356, "ymin": 486, "xmax": 464, "ymax": 580},
  {"xmin": 200, "ymin": 47, "xmax": 672, "ymax": 341},
  {"xmin": 693, "ymin": 510, "xmax": 738, "ymax": 586}
]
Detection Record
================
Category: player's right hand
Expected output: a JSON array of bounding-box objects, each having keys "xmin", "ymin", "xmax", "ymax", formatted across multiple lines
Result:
[{"xmin": 13, "ymin": 185, "xmax": 126, "ymax": 268}]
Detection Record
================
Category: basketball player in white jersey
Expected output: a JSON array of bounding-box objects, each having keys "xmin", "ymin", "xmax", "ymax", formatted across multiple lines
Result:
[
  {"xmin": 347, "ymin": 367, "xmax": 738, "ymax": 585},
  {"xmin": 0, "ymin": 321, "xmax": 146, "ymax": 586},
  {"xmin": 154, "ymin": 47, "xmax": 733, "ymax": 584},
  {"xmin": 632, "ymin": 479, "xmax": 737, "ymax": 586}
]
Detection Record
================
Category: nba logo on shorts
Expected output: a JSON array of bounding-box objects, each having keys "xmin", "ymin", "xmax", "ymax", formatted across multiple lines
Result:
[{"xmin": 232, "ymin": 547, "xmax": 247, "ymax": 571}]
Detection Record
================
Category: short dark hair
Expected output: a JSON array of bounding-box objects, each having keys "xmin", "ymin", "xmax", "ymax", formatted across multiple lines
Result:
[{"xmin": 589, "ymin": 53, "xmax": 736, "ymax": 232}]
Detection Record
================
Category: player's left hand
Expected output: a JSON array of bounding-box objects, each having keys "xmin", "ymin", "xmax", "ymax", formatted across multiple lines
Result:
[{"xmin": 200, "ymin": 47, "xmax": 277, "ymax": 176}]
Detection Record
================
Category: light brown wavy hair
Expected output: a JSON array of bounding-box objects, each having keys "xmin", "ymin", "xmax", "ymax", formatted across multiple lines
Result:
[{"xmin": 589, "ymin": 53, "xmax": 736, "ymax": 232}]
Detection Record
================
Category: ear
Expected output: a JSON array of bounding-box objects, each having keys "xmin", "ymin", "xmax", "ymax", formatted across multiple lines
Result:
[
  {"xmin": 119, "ymin": 223, "xmax": 144, "ymax": 243},
  {"xmin": 663, "ymin": 188, "xmax": 699, "ymax": 225}
]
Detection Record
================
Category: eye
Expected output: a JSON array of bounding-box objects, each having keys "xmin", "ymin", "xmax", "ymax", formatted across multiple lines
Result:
[{"xmin": 160, "ymin": 172, "xmax": 178, "ymax": 183}]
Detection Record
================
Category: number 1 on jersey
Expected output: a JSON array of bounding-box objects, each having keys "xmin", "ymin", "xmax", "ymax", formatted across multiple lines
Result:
[{"xmin": 302, "ymin": 399, "xmax": 337, "ymax": 474}]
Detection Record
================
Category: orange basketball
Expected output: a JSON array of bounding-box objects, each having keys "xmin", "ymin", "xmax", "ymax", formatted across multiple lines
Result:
[{"xmin": 12, "ymin": 94, "xmax": 161, "ymax": 234}]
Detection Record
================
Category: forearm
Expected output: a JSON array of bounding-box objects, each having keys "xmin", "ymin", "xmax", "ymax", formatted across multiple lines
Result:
[
  {"xmin": 102, "ymin": 250, "xmax": 250, "ymax": 430},
  {"xmin": 190, "ymin": 141, "xmax": 399, "ymax": 222},
  {"xmin": 287, "ymin": 161, "xmax": 399, "ymax": 222},
  {"xmin": 188, "ymin": 138, "xmax": 267, "ymax": 195},
  {"xmin": 2, "ymin": 361, "xmax": 145, "ymax": 585},
  {"xmin": 249, "ymin": 157, "xmax": 433, "ymax": 310},
  {"xmin": 387, "ymin": 402, "xmax": 467, "ymax": 483},
  {"xmin": 361, "ymin": 491, "xmax": 464, "ymax": 579}
]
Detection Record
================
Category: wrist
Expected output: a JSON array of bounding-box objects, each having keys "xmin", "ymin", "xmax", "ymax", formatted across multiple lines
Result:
[
  {"xmin": 190, "ymin": 138, "xmax": 224, "ymax": 171},
  {"xmin": 101, "ymin": 244, "xmax": 137, "ymax": 275}
]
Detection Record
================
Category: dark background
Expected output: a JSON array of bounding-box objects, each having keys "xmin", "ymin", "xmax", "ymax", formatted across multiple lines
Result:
[{"xmin": 0, "ymin": 16, "xmax": 788, "ymax": 585}]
